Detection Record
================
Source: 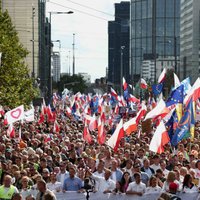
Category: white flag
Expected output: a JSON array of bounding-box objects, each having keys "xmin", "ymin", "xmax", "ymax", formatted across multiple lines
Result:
[{"xmin": 4, "ymin": 105, "xmax": 24, "ymax": 125}]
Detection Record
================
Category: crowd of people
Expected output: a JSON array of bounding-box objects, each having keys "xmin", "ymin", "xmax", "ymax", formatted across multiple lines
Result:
[{"xmin": 0, "ymin": 96, "xmax": 200, "ymax": 200}]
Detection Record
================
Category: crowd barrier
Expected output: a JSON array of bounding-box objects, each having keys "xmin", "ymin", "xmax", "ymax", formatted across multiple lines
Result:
[{"xmin": 52, "ymin": 191, "xmax": 200, "ymax": 200}]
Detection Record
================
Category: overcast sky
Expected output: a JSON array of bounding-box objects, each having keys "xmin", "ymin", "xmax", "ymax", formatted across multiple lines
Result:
[{"xmin": 46, "ymin": 0, "xmax": 124, "ymax": 82}]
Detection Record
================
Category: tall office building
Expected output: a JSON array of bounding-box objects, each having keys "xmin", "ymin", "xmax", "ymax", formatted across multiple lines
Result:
[
  {"xmin": 1, "ymin": 0, "xmax": 39, "ymax": 78},
  {"xmin": 180, "ymin": 0, "xmax": 200, "ymax": 82},
  {"xmin": 52, "ymin": 52, "xmax": 61, "ymax": 83},
  {"xmin": 130, "ymin": 0, "xmax": 180, "ymax": 83},
  {"xmin": 108, "ymin": 1, "xmax": 130, "ymax": 88}
]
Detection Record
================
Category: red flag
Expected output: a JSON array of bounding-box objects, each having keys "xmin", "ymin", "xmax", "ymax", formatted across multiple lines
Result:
[
  {"xmin": 38, "ymin": 113, "xmax": 45, "ymax": 124},
  {"xmin": 149, "ymin": 121, "xmax": 169, "ymax": 154},
  {"xmin": 97, "ymin": 117, "xmax": 106, "ymax": 144},
  {"xmin": 140, "ymin": 78, "xmax": 148, "ymax": 89},
  {"xmin": 123, "ymin": 77, "xmax": 128, "ymax": 91},
  {"xmin": 53, "ymin": 120, "xmax": 60, "ymax": 133},
  {"xmin": 123, "ymin": 117, "xmax": 137, "ymax": 135},
  {"xmin": 89, "ymin": 115, "xmax": 97, "ymax": 131},
  {"xmin": 107, "ymin": 119, "xmax": 124, "ymax": 152},
  {"xmin": 136, "ymin": 103, "xmax": 147, "ymax": 124},
  {"xmin": 7, "ymin": 124, "xmax": 15, "ymax": 138},
  {"xmin": 158, "ymin": 68, "xmax": 166, "ymax": 83},
  {"xmin": 83, "ymin": 125, "xmax": 93, "ymax": 144}
]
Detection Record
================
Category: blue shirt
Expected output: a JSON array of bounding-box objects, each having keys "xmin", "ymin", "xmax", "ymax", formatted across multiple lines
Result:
[{"xmin": 63, "ymin": 176, "xmax": 83, "ymax": 191}]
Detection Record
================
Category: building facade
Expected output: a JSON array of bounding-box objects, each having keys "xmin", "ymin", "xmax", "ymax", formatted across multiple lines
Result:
[
  {"xmin": 130, "ymin": 0, "xmax": 180, "ymax": 83},
  {"xmin": 108, "ymin": 1, "xmax": 130, "ymax": 88},
  {"xmin": 1, "ymin": 0, "xmax": 39, "ymax": 78},
  {"xmin": 52, "ymin": 51, "xmax": 61, "ymax": 82},
  {"xmin": 141, "ymin": 57, "xmax": 175, "ymax": 81},
  {"xmin": 180, "ymin": 0, "xmax": 200, "ymax": 83}
]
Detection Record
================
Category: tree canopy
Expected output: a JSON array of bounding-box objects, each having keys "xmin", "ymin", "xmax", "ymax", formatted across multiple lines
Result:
[
  {"xmin": 55, "ymin": 74, "xmax": 88, "ymax": 94},
  {"xmin": 0, "ymin": 9, "xmax": 38, "ymax": 108}
]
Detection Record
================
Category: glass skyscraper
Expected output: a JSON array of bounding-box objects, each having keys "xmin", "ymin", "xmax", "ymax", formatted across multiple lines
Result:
[{"xmin": 130, "ymin": 0, "xmax": 180, "ymax": 83}]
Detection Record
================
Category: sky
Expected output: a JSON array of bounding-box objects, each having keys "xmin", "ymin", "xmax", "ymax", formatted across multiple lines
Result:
[{"xmin": 46, "ymin": 0, "xmax": 124, "ymax": 82}]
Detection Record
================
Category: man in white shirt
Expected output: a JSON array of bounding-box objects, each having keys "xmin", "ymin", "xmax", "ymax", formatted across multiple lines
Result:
[
  {"xmin": 56, "ymin": 162, "xmax": 69, "ymax": 187},
  {"xmin": 90, "ymin": 169, "xmax": 115, "ymax": 193},
  {"xmin": 150, "ymin": 155, "xmax": 161, "ymax": 172},
  {"xmin": 47, "ymin": 172, "xmax": 62, "ymax": 192},
  {"xmin": 126, "ymin": 172, "xmax": 146, "ymax": 196}
]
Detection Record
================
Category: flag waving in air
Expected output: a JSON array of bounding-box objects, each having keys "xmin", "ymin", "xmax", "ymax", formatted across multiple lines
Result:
[{"xmin": 140, "ymin": 78, "xmax": 148, "ymax": 89}]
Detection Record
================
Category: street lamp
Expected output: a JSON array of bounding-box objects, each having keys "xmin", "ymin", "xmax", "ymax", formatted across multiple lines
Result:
[
  {"xmin": 32, "ymin": 5, "xmax": 35, "ymax": 78},
  {"xmin": 48, "ymin": 10, "xmax": 73, "ymax": 99},
  {"xmin": 120, "ymin": 46, "xmax": 125, "ymax": 95}
]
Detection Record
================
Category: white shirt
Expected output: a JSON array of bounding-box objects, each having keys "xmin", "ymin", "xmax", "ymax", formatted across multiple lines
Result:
[
  {"xmin": 47, "ymin": 181, "xmax": 62, "ymax": 191},
  {"xmin": 162, "ymin": 169, "xmax": 169, "ymax": 177},
  {"xmin": 145, "ymin": 186, "xmax": 161, "ymax": 194},
  {"xmin": 60, "ymin": 173, "xmax": 66, "ymax": 187},
  {"xmin": 123, "ymin": 167, "xmax": 133, "ymax": 177},
  {"xmin": 127, "ymin": 182, "xmax": 146, "ymax": 194},
  {"xmin": 91, "ymin": 174, "xmax": 115, "ymax": 192},
  {"xmin": 111, "ymin": 171, "xmax": 117, "ymax": 182},
  {"xmin": 150, "ymin": 164, "xmax": 160, "ymax": 172}
]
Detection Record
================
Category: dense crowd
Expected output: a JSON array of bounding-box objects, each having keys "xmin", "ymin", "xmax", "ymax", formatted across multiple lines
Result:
[{"xmin": 0, "ymin": 100, "xmax": 200, "ymax": 200}]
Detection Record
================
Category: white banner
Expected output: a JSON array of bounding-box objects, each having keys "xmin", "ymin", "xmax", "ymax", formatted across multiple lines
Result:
[{"xmin": 52, "ymin": 191, "xmax": 200, "ymax": 200}]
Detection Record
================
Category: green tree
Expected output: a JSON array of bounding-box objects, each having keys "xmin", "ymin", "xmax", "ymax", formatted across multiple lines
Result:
[
  {"xmin": 0, "ymin": 9, "xmax": 38, "ymax": 108},
  {"xmin": 56, "ymin": 74, "xmax": 88, "ymax": 94}
]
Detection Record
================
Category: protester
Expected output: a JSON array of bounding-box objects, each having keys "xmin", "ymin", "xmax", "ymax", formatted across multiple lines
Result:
[{"xmin": 126, "ymin": 172, "xmax": 146, "ymax": 196}]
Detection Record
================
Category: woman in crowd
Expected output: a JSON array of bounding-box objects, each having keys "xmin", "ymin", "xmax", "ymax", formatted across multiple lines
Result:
[
  {"xmin": 162, "ymin": 171, "xmax": 180, "ymax": 192},
  {"xmin": 145, "ymin": 176, "xmax": 161, "ymax": 194},
  {"xmin": 119, "ymin": 171, "xmax": 132, "ymax": 193},
  {"xmin": 182, "ymin": 174, "xmax": 198, "ymax": 193}
]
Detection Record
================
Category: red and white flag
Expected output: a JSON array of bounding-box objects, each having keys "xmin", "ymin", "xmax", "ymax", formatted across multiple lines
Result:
[
  {"xmin": 158, "ymin": 68, "xmax": 166, "ymax": 83},
  {"xmin": 174, "ymin": 73, "xmax": 180, "ymax": 89},
  {"xmin": 140, "ymin": 78, "xmax": 148, "ymax": 89},
  {"xmin": 53, "ymin": 120, "xmax": 60, "ymax": 133},
  {"xmin": 111, "ymin": 87, "xmax": 118, "ymax": 100},
  {"xmin": 136, "ymin": 103, "xmax": 147, "ymax": 123},
  {"xmin": 123, "ymin": 77, "xmax": 128, "ymax": 91},
  {"xmin": 123, "ymin": 117, "xmax": 137, "ymax": 135},
  {"xmin": 83, "ymin": 125, "xmax": 93, "ymax": 144},
  {"xmin": 89, "ymin": 115, "xmax": 98, "ymax": 131},
  {"xmin": 107, "ymin": 119, "xmax": 124, "ymax": 152},
  {"xmin": 128, "ymin": 94, "xmax": 140, "ymax": 104},
  {"xmin": 4, "ymin": 105, "xmax": 24, "ymax": 125},
  {"xmin": 184, "ymin": 77, "xmax": 200, "ymax": 106},
  {"xmin": 149, "ymin": 121, "xmax": 169, "ymax": 153},
  {"xmin": 97, "ymin": 117, "xmax": 106, "ymax": 145},
  {"xmin": 7, "ymin": 123, "xmax": 15, "ymax": 138},
  {"xmin": 144, "ymin": 99, "xmax": 167, "ymax": 121}
]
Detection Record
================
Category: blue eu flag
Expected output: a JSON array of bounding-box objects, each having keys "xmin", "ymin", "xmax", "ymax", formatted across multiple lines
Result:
[
  {"xmin": 166, "ymin": 85, "xmax": 184, "ymax": 107},
  {"xmin": 152, "ymin": 82, "xmax": 163, "ymax": 96}
]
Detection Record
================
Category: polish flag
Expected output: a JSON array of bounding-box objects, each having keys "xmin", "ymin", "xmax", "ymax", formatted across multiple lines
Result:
[
  {"xmin": 149, "ymin": 121, "xmax": 170, "ymax": 153},
  {"xmin": 158, "ymin": 68, "xmax": 166, "ymax": 83},
  {"xmin": 123, "ymin": 117, "xmax": 137, "ymax": 135},
  {"xmin": 97, "ymin": 117, "xmax": 106, "ymax": 144},
  {"xmin": 38, "ymin": 112, "xmax": 45, "ymax": 124},
  {"xmin": 7, "ymin": 124, "xmax": 15, "ymax": 138},
  {"xmin": 111, "ymin": 87, "xmax": 118, "ymax": 100},
  {"xmin": 53, "ymin": 120, "xmax": 60, "ymax": 133},
  {"xmin": 83, "ymin": 125, "xmax": 93, "ymax": 144},
  {"xmin": 66, "ymin": 106, "xmax": 72, "ymax": 116},
  {"xmin": 144, "ymin": 99, "xmax": 167, "ymax": 121},
  {"xmin": 128, "ymin": 94, "xmax": 140, "ymax": 104},
  {"xmin": 136, "ymin": 103, "xmax": 147, "ymax": 124},
  {"xmin": 89, "ymin": 115, "xmax": 98, "ymax": 131},
  {"xmin": 140, "ymin": 78, "xmax": 148, "ymax": 89},
  {"xmin": 114, "ymin": 105, "xmax": 119, "ymax": 114},
  {"xmin": 123, "ymin": 77, "xmax": 128, "ymax": 91},
  {"xmin": 184, "ymin": 77, "xmax": 200, "ymax": 106},
  {"xmin": 84, "ymin": 114, "xmax": 93, "ymax": 125},
  {"xmin": 107, "ymin": 119, "xmax": 124, "ymax": 152}
]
